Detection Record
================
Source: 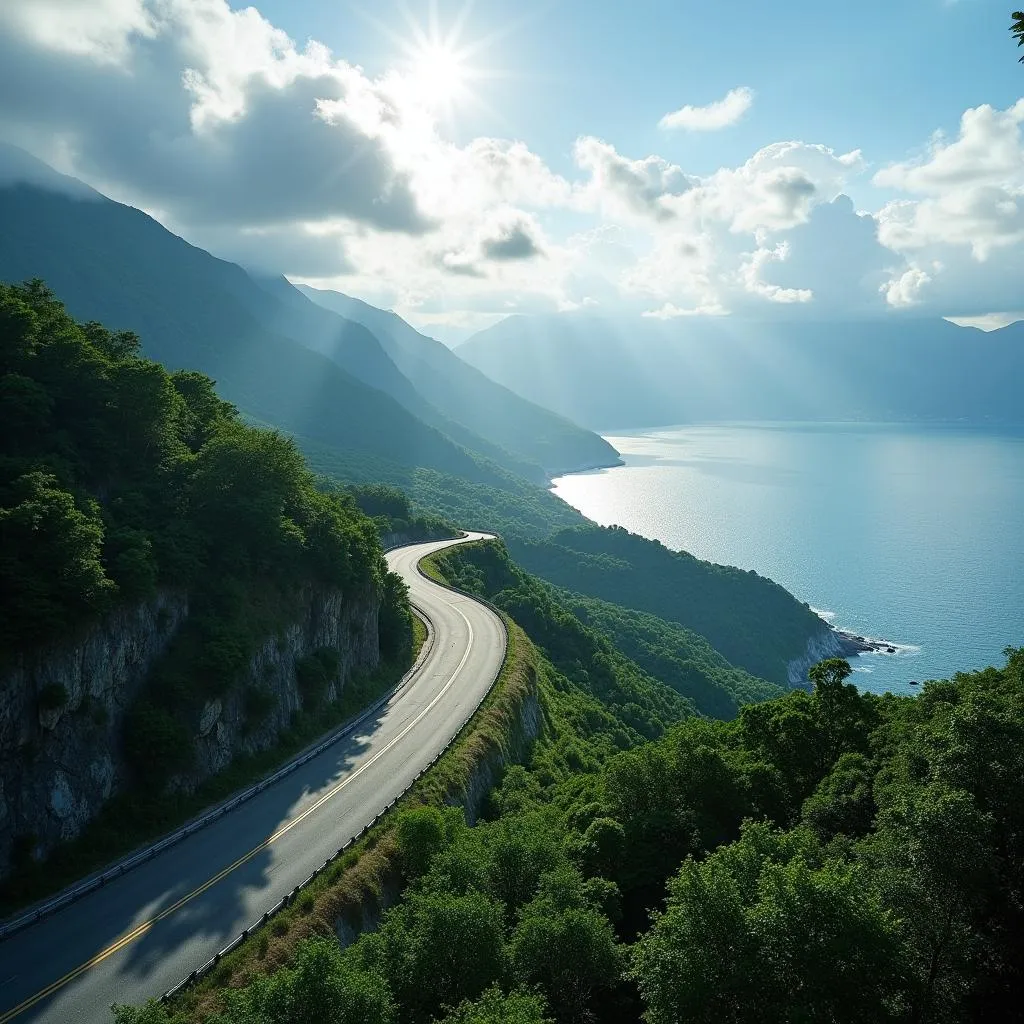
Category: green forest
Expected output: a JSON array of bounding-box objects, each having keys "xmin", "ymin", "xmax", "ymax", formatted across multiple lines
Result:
[
  {"xmin": 118, "ymin": 538, "xmax": 1024, "ymax": 1024},
  {"xmin": 4, "ymin": 284, "xmax": 1022, "ymax": 1024},
  {"xmin": 0, "ymin": 281, "xmax": 412, "ymax": 804}
]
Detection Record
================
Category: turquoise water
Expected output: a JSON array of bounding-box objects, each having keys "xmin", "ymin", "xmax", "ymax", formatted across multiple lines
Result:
[{"xmin": 552, "ymin": 424, "xmax": 1024, "ymax": 696}]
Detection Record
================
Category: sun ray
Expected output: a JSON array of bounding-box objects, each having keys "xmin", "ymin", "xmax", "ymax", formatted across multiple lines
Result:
[{"xmin": 344, "ymin": 0, "xmax": 552, "ymax": 138}]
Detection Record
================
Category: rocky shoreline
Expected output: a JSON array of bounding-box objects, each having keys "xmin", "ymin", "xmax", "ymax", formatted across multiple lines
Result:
[
  {"xmin": 787, "ymin": 623, "xmax": 905, "ymax": 688},
  {"xmin": 834, "ymin": 628, "xmax": 900, "ymax": 657}
]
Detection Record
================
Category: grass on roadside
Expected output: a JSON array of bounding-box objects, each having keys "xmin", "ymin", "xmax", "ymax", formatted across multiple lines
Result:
[{"xmin": 178, "ymin": 597, "xmax": 533, "ymax": 1022}]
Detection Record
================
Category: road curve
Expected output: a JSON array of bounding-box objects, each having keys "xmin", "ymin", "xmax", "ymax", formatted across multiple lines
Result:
[{"xmin": 0, "ymin": 533, "xmax": 504, "ymax": 1023}]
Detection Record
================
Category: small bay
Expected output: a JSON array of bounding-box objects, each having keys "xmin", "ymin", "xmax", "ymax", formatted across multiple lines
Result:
[{"xmin": 552, "ymin": 423, "xmax": 1024, "ymax": 695}]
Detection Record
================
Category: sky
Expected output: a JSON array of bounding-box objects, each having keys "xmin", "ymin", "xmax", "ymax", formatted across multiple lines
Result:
[{"xmin": 0, "ymin": 0, "xmax": 1022, "ymax": 341}]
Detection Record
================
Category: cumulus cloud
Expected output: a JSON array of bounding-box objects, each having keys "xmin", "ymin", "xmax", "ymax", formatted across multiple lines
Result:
[
  {"xmin": 0, "ymin": 0, "xmax": 429, "ymax": 240},
  {"xmin": 0, "ymin": 0, "xmax": 1020, "ymax": 328},
  {"xmin": 740, "ymin": 243, "xmax": 814, "ymax": 304},
  {"xmin": 574, "ymin": 137, "xmax": 696, "ymax": 221},
  {"xmin": 0, "ymin": 0, "xmax": 154, "ymax": 65},
  {"xmin": 687, "ymin": 142, "xmax": 862, "ymax": 233},
  {"xmin": 874, "ymin": 100, "xmax": 1024, "ymax": 259},
  {"xmin": 436, "ymin": 210, "xmax": 545, "ymax": 277},
  {"xmin": 659, "ymin": 86, "xmax": 755, "ymax": 131},
  {"xmin": 870, "ymin": 98, "xmax": 1024, "ymax": 313},
  {"xmin": 481, "ymin": 221, "xmax": 542, "ymax": 261},
  {"xmin": 882, "ymin": 265, "xmax": 935, "ymax": 308},
  {"xmin": 753, "ymin": 195, "xmax": 893, "ymax": 313}
]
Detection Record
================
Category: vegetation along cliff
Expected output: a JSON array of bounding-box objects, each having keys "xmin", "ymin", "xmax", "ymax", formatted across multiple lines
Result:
[
  {"xmin": 0, "ymin": 282, "xmax": 412, "ymax": 881},
  {"xmin": 121, "ymin": 539, "xmax": 1024, "ymax": 1024}
]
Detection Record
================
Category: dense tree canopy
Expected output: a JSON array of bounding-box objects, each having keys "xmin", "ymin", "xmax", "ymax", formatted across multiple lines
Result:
[
  {"xmin": 0, "ymin": 280, "xmax": 390, "ymax": 662},
  {"xmin": 114, "ymin": 541, "xmax": 1024, "ymax": 1024}
]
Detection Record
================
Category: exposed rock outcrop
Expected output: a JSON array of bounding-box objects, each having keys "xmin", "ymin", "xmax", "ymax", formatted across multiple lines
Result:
[
  {"xmin": 0, "ymin": 590, "xmax": 188, "ymax": 874},
  {"xmin": 785, "ymin": 625, "xmax": 873, "ymax": 688},
  {"xmin": 0, "ymin": 584, "xmax": 380, "ymax": 877},
  {"xmin": 190, "ymin": 585, "xmax": 380, "ymax": 781}
]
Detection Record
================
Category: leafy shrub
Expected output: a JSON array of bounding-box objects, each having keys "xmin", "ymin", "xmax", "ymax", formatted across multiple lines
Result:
[
  {"xmin": 106, "ymin": 526, "xmax": 158, "ymax": 599},
  {"xmin": 379, "ymin": 571, "xmax": 412, "ymax": 662}
]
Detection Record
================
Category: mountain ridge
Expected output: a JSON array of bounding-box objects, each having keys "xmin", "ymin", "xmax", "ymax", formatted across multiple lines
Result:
[
  {"xmin": 0, "ymin": 144, "xmax": 616, "ymax": 485},
  {"xmin": 297, "ymin": 283, "xmax": 621, "ymax": 476},
  {"xmin": 457, "ymin": 311, "xmax": 1024, "ymax": 431}
]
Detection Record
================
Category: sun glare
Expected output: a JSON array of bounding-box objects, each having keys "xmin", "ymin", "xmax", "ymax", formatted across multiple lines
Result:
[
  {"xmin": 409, "ymin": 41, "xmax": 467, "ymax": 106},
  {"xmin": 358, "ymin": 0, "xmax": 512, "ymax": 122}
]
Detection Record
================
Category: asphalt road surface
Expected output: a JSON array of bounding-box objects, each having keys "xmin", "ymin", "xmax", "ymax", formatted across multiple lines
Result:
[{"xmin": 0, "ymin": 533, "xmax": 504, "ymax": 1023}]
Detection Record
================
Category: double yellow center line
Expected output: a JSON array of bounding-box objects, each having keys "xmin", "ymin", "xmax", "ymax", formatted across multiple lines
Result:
[{"xmin": 1, "ymin": 602, "xmax": 475, "ymax": 1023}]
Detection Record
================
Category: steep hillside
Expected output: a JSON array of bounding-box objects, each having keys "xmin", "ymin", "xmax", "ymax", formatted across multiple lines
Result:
[
  {"xmin": 251, "ymin": 276, "xmax": 547, "ymax": 481},
  {"xmin": 458, "ymin": 312, "xmax": 1024, "ymax": 430},
  {"xmin": 508, "ymin": 526, "xmax": 837, "ymax": 686},
  {"xmin": 0, "ymin": 282, "xmax": 413, "ymax": 877},
  {"xmin": 552, "ymin": 586, "xmax": 785, "ymax": 717},
  {"xmin": 0, "ymin": 156, "xmax": 508, "ymax": 486},
  {"xmin": 298, "ymin": 284, "xmax": 621, "ymax": 475}
]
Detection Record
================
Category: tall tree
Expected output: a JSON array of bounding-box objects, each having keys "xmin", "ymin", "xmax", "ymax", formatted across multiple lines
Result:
[{"xmin": 1013, "ymin": 12, "xmax": 1024, "ymax": 60}]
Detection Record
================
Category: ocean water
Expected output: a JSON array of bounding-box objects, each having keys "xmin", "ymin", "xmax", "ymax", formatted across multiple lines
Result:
[{"xmin": 552, "ymin": 423, "xmax": 1024, "ymax": 696}]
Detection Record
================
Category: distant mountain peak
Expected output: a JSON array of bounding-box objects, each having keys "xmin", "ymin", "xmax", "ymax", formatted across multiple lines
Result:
[{"xmin": 0, "ymin": 141, "xmax": 100, "ymax": 201}]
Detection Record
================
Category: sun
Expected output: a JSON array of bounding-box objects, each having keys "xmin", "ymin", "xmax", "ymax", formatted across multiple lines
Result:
[
  {"xmin": 408, "ymin": 41, "xmax": 468, "ymax": 107},
  {"xmin": 359, "ymin": 1, "xmax": 505, "ymax": 120}
]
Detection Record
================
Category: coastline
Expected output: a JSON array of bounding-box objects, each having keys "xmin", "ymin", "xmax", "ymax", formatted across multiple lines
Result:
[
  {"xmin": 546, "ymin": 454, "xmax": 624, "ymax": 480},
  {"xmin": 548, "ymin": 452, "xmax": 908, "ymax": 687},
  {"xmin": 834, "ymin": 628, "xmax": 900, "ymax": 658}
]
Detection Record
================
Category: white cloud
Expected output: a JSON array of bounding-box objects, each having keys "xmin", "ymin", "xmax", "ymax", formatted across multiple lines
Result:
[
  {"xmin": 740, "ymin": 243, "xmax": 814, "ymax": 304},
  {"xmin": 0, "ymin": 0, "xmax": 429, "ymax": 241},
  {"xmin": 875, "ymin": 100, "xmax": 1024, "ymax": 259},
  {"xmin": 881, "ymin": 265, "xmax": 934, "ymax": 308},
  {"xmin": 689, "ymin": 142, "xmax": 864, "ymax": 233},
  {"xmin": 0, "ymin": 0, "xmax": 1021, "ymax": 327},
  {"xmin": 642, "ymin": 302, "xmax": 727, "ymax": 319},
  {"xmin": 0, "ymin": 0, "xmax": 154, "ymax": 65},
  {"xmin": 659, "ymin": 87, "xmax": 754, "ymax": 131},
  {"xmin": 573, "ymin": 136, "xmax": 696, "ymax": 221},
  {"xmin": 558, "ymin": 296, "xmax": 599, "ymax": 312}
]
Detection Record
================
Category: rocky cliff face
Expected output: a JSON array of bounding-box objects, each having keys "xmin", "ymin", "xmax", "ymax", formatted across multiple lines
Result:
[
  {"xmin": 190, "ymin": 584, "xmax": 380, "ymax": 780},
  {"xmin": 0, "ymin": 584, "xmax": 380, "ymax": 877},
  {"xmin": 786, "ymin": 625, "xmax": 855, "ymax": 687}
]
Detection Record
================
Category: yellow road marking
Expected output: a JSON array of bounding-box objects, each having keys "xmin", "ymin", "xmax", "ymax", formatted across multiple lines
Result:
[{"xmin": 1, "ymin": 600, "xmax": 477, "ymax": 1023}]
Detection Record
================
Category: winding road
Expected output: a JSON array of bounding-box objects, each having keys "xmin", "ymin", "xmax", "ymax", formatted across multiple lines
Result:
[{"xmin": 0, "ymin": 533, "xmax": 505, "ymax": 1023}]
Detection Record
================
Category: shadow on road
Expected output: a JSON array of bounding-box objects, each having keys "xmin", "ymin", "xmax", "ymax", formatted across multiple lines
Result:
[{"xmin": 5, "ymin": 699, "xmax": 395, "ymax": 1021}]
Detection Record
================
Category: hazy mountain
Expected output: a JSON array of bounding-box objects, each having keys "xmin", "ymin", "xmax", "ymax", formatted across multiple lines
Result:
[
  {"xmin": 0, "ymin": 147, "xmax": 508, "ymax": 484},
  {"xmin": 297, "ymin": 284, "xmax": 620, "ymax": 475},
  {"xmin": 457, "ymin": 312, "xmax": 1024, "ymax": 431},
  {"xmin": 248, "ymin": 274, "xmax": 546, "ymax": 481}
]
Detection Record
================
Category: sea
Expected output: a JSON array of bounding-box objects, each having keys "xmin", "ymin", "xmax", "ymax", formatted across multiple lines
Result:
[{"xmin": 551, "ymin": 423, "xmax": 1024, "ymax": 696}]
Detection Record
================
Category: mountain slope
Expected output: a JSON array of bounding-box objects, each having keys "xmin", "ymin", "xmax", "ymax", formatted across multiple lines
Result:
[
  {"xmin": 248, "ymin": 275, "xmax": 546, "ymax": 481},
  {"xmin": 458, "ymin": 312, "xmax": 1024, "ymax": 430},
  {"xmin": 508, "ymin": 525, "xmax": 830, "ymax": 686},
  {"xmin": 0, "ymin": 159, "xmax": 505, "ymax": 484},
  {"xmin": 297, "ymin": 284, "xmax": 620, "ymax": 475}
]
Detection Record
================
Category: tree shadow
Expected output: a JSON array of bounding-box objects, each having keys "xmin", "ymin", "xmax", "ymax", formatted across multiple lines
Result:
[{"xmin": 4, "ymin": 699, "xmax": 397, "ymax": 1022}]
